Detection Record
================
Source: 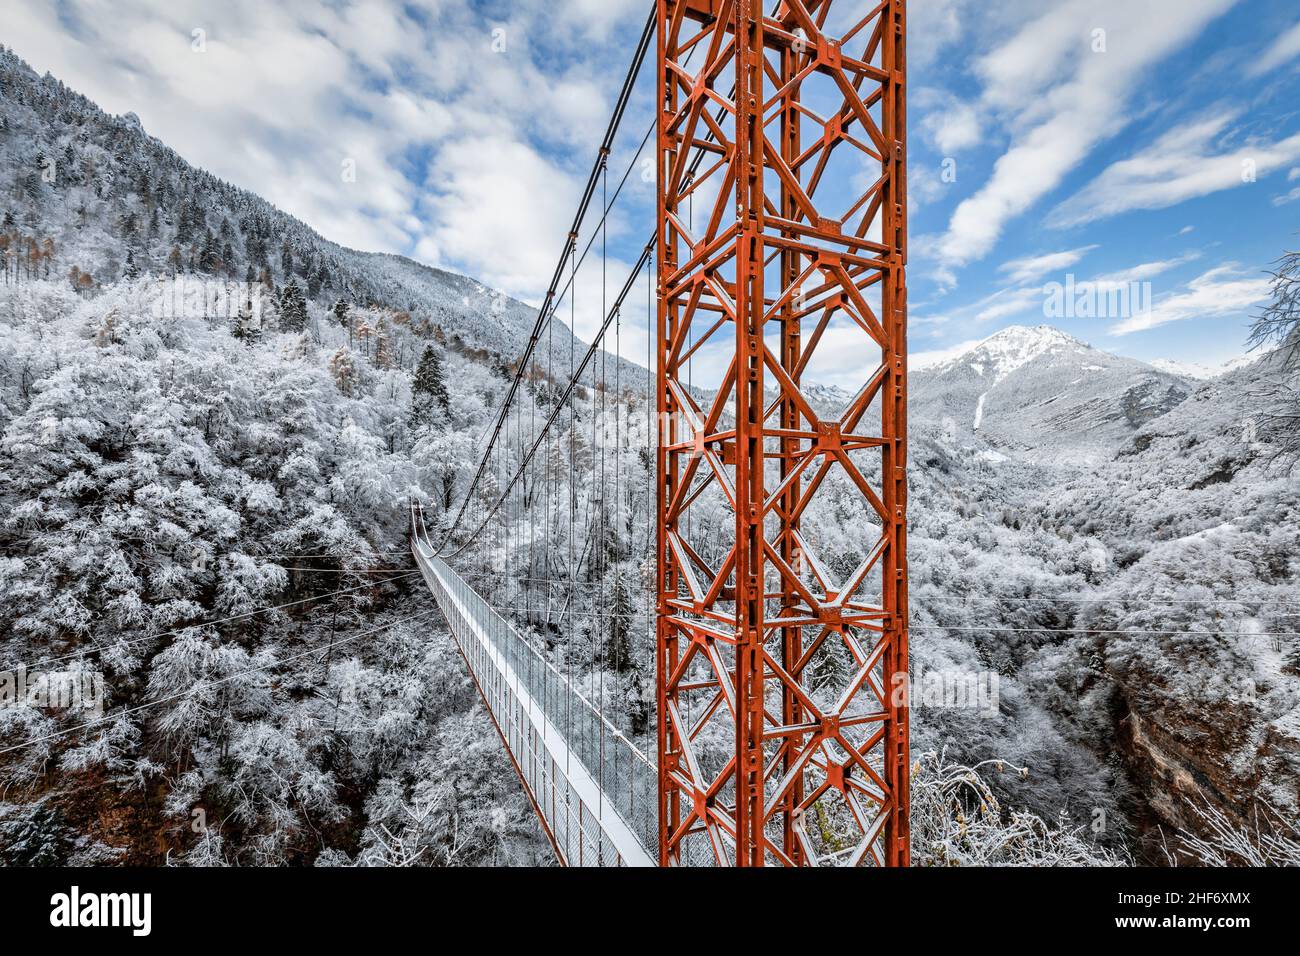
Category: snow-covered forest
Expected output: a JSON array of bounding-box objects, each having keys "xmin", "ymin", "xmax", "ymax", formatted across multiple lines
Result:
[
  {"xmin": 0, "ymin": 43, "xmax": 1297, "ymax": 867},
  {"xmin": 0, "ymin": 46, "xmax": 554, "ymax": 865}
]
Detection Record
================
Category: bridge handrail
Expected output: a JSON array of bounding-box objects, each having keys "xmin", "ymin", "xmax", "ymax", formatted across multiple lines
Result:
[
  {"xmin": 413, "ymin": 507, "xmax": 653, "ymax": 767},
  {"xmin": 412, "ymin": 505, "xmax": 658, "ymax": 865}
]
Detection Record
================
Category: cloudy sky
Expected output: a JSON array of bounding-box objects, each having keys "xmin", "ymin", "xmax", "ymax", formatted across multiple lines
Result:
[{"xmin": 7, "ymin": 0, "xmax": 1300, "ymax": 370}]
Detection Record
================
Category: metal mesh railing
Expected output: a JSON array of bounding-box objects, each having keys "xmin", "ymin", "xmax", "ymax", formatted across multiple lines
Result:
[{"xmin": 414, "ymin": 541, "xmax": 658, "ymax": 866}]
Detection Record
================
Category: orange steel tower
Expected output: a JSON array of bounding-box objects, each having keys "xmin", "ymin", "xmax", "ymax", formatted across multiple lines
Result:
[{"xmin": 655, "ymin": 0, "xmax": 908, "ymax": 866}]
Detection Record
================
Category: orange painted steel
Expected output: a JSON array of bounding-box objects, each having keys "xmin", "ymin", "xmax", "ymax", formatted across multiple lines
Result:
[{"xmin": 655, "ymin": 0, "xmax": 909, "ymax": 866}]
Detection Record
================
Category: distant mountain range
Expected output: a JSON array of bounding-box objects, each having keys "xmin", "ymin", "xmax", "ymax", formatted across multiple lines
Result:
[
  {"xmin": 1149, "ymin": 356, "xmax": 1256, "ymax": 380},
  {"xmin": 908, "ymin": 325, "xmax": 1246, "ymax": 466}
]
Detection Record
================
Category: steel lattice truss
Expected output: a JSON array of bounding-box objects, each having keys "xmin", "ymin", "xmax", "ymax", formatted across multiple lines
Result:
[{"xmin": 655, "ymin": 0, "xmax": 908, "ymax": 866}]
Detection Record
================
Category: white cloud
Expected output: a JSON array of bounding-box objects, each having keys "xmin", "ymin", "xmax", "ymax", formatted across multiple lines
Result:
[
  {"xmin": 917, "ymin": 91, "xmax": 982, "ymax": 154},
  {"xmin": 1247, "ymin": 20, "xmax": 1300, "ymax": 77},
  {"xmin": 909, "ymin": 165, "xmax": 950, "ymax": 214},
  {"xmin": 1109, "ymin": 264, "xmax": 1271, "ymax": 335},
  {"xmin": 1051, "ymin": 109, "xmax": 1300, "ymax": 226},
  {"xmin": 1092, "ymin": 252, "xmax": 1200, "ymax": 290},
  {"xmin": 964, "ymin": 251, "xmax": 1203, "ymax": 328},
  {"xmin": 908, "ymin": 0, "xmax": 975, "ymax": 70},
  {"xmin": 998, "ymin": 245, "xmax": 1098, "ymax": 284},
  {"xmin": 415, "ymin": 136, "xmax": 582, "ymax": 296},
  {"xmin": 974, "ymin": 287, "xmax": 1044, "ymax": 323},
  {"xmin": 934, "ymin": 0, "xmax": 1237, "ymax": 270},
  {"xmin": 912, "ymin": 338, "xmax": 986, "ymax": 370},
  {"xmin": 1274, "ymin": 167, "xmax": 1300, "ymax": 206},
  {"xmin": 0, "ymin": 0, "xmax": 644, "ymax": 302}
]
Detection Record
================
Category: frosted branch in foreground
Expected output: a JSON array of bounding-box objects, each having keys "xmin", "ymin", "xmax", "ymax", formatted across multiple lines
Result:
[
  {"xmin": 1168, "ymin": 799, "xmax": 1300, "ymax": 867},
  {"xmin": 909, "ymin": 751, "xmax": 1127, "ymax": 867}
]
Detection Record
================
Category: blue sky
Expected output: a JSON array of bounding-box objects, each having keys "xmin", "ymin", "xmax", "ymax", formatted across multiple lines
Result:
[
  {"xmin": 8, "ymin": 0, "xmax": 1300, "ymax": 370},
  {"xmin": 904, "ymin": 0, "xmax": 1300, "ymax": 369}
]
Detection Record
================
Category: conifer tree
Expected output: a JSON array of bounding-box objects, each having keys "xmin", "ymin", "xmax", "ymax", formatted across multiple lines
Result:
[
  {"xmin": 623, "ymin": 666, "xmax": 650, "ymax": 736},
  {"xmin": 232, "ymin": 297, "xmax": 261, "ymax": 346},
  {"xmin": 410, "ymin": 344, "xmax": 450, "ymax": 428},
  {"xmin": 606, "ymin": 574, "xmax": 634, "ymax": 672},
  {"xmin": 279, "ymin": 278, "xmax": 307, "ymax": 333}
]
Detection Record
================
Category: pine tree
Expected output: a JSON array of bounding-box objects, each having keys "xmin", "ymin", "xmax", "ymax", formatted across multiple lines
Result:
[
  {"xmin": 410, "ymin": 345, "xmax": 450, "ymax": 428},
  {"xmin": 332, "ymin": 299, "xmax": 349, "ymax": 328},
  {"xmin": 623, "ymin": 666, "xmax": 651, "ymax": 737},
  {"xmin": 201, "ymin": 229, "xmax": 220, "ymax": 272},
  {"xmin": 232, "ymin": 298, "xmax": 261, "ymax": 346},
  {"xmin": 606, "ymin": 574, "xmax": 634, "ymax": 672},
  {"xmin": 175, "ymin": 204, "xmax": 192, "ymax": 245},
  {"xmin": 123, "ymin": 250, "xmax": 140, "ymax": 280},
  {"xmin": 279, "ymin": 278, "xmax": 307, "ymax": 333}
]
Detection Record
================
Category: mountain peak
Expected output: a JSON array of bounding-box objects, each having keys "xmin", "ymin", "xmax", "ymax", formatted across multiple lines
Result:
[
  {"xmin": 912, "ymin": 322, "xmax": 1193, "ymax": 466},
  {"xmin": 936, "ymin": 324, "xmax": 1091, "ymax": 384},
  {"xmin": 982, "ymin": 324, "xmax": 1087, "ymax": 347}
]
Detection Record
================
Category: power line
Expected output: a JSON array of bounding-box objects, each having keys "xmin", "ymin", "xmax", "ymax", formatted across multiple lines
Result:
[
  {"xmin": 919, "ymin": 594, "xmax": 1300, "ymax": 607},
  {"xmin": 913, "ymin": 624, "xmax": 1300, "ymax": 638},
  {"xmin": 435, "ymin": 6, "xmax": 657, "ymax": 554},
  {"xmin": 0, "ymin": 537, "xmax": 411, "ymax": 560},
  {"xmin": 6, "ymin": 570, "xmax": 421, "ymax": 673},
  {"xmin": 265, "ymin": 566, "xmax": 415, "ymax": 574},
  {"xmin": 0, "ymin": 608, "xmax": 443, "ymax": 758}
]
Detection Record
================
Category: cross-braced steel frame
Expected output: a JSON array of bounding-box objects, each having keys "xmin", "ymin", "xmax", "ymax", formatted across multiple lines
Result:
[{"xmin": 655, "ymin": 0, "xmax": 908, "ymax": 867}]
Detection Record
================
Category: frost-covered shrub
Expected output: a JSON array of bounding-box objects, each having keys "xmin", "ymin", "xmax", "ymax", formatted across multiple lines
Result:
[{"xmin": 910, "ymin": 751, "xmax": 1127, "ymax": 867}]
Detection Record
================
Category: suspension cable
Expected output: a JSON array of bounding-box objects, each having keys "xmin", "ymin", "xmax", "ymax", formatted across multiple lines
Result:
[
  {"xmin": 436, "ymin": 2, "xmax": 728, "ymax": 556},
  {"xmin": 443, "ymin": 241, "xmax": 655, "ymax": 561},
  {"xmin": 434, "ymin": 5, "xmax": 657, "ymax": 554}
]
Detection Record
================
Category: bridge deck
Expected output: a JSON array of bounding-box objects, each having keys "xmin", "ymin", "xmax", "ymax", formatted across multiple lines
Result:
[{"xmin": 413, "ymin": 540, "xmax": 657, "ymax": 867}]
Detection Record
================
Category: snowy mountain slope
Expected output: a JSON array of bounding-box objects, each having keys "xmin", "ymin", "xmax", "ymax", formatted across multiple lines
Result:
[
  {"xmin": 911, "ymin": 325, "xmax": 1193, "ymax": 466},
  {"xmin": 1019, "ymin": 355, "xmax": 1300, "ymax": 853},
  {"xmin": 1150, "ymin": 356, "xmax": 1257, "ymax": 380},
  {"xmin": 0, "ymin": 45, "xmax": 635, "ymax": 386}
]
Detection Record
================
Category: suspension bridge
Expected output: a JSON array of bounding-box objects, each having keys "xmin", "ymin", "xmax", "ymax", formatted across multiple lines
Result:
[{"xmin": 414, "ymin": 0, "xmax": 909, "ymax": 867}]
